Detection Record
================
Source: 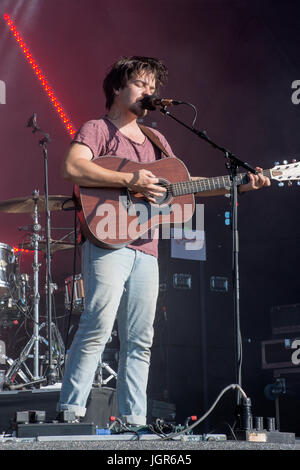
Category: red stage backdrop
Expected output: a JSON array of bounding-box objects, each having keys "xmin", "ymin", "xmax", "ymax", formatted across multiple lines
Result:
[{"xmin": 0, "ymin": 0, "xmax": 299, "ymax": 432}]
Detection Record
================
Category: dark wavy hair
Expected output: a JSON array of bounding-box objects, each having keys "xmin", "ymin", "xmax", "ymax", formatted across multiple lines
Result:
[{"xmin": 103, "ymin": 56, "xmax": 168, "ymax": 109}]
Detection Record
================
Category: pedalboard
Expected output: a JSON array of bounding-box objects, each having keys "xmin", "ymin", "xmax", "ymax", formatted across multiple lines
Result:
[
  {"xmin": 16, "ymin": 422, "xmax": 96, "ymax": 438},
  {"xmin": 13, "ymin": 409, "xmax": 96, "ymax": 437}
]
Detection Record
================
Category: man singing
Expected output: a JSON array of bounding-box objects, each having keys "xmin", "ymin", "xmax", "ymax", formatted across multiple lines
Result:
[{"xmin": 57, "ymin": 56, "xmax": 270, "ymax": 427}]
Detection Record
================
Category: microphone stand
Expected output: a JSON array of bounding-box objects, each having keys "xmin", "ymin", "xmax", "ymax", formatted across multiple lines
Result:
[
  {"xmin": 27, "ymin": 114, "xmax": 57, "ymax": 386},
  {"xmin": 159, "ymin": 105, "xmax": 257, "ymax": 408}
]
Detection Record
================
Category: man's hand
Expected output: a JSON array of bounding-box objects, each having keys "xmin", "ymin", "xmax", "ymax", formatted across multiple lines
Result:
[
  {"xmin": 239, "ymin": 166, "xmax": 271, "ymax": 193},
  {"xmin": 127, "ymin": 169, "xmax": 166, "ymax": 203}
]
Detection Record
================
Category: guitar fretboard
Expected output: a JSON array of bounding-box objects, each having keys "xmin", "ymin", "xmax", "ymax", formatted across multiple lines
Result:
[{"xmin": 170, "ymin": 169, "xmax": 272, "ymax": 196}]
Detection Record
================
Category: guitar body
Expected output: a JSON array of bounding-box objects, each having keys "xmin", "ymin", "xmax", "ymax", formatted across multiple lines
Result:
[{"xmin": 74, "ymin": 156, "xmax": 195, "ymax": 249}]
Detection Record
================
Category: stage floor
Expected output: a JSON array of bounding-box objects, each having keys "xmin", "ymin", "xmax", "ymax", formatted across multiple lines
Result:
[
  {"xmin": 0, "ymin": 384, "xmax": 298, "ymax": 453},
  {"xmin": 0, "ymin": 435, "xmax": 300, "ymax": 451}
]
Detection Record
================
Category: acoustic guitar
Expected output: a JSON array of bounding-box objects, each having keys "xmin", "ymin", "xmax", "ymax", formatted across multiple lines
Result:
[{"xmin": 73, "ymin": 156, "xmax": 299, "ymax": 249}]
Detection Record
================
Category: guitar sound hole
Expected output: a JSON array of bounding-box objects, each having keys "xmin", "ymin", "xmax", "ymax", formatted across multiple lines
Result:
[{"xmin": 152, "ymin": 179, "xmax": 172, "ymax": 206}]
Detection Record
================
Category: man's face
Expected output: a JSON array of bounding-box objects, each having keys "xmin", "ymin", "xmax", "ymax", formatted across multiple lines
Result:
[{"xmin": 114, "ymin": 72, "xmax": 156, "ymax": 118}]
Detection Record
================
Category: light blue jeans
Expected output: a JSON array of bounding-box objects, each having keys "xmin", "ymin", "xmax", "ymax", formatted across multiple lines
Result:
[{"xmin": 57, "ymin": 241, "xmax": 159, "ymax": 425}]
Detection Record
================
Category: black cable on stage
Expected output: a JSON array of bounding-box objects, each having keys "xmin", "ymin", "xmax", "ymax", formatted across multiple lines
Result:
[{"xmin": 161, "ymin": 383, "xmax": 248, "ymax": 441}]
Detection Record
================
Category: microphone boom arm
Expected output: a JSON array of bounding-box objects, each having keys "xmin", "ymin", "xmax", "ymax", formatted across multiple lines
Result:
[{"xmin": 158, "ymin": 105, "xmax": 257, "ymax": 174}]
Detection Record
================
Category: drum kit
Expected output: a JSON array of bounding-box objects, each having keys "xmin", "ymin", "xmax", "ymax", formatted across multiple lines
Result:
[
  {"xmin": 0, "ymin": 190, "xmax": 119, "ymax": 390},
  {"xmin": 0, "ymin": 191, "xmax": 76, "ymax": 389},
  {"xmin": 0, "ymin": 114, "xmax": 118, "ymax": 391}
]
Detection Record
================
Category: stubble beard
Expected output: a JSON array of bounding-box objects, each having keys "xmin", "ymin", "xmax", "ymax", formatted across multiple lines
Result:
[{"xmin": 129, "ymin": 101, "xmax": 148, "ymax": 119}]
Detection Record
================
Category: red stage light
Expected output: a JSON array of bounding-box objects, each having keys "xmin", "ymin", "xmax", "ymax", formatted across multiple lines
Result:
[
  {"xmin": 3, "ymin": 13, "xmax": 76, "ymax": 137},
  {"xmin": 13, "ymin": 247, "xmax": 32, "ymax": 253}
]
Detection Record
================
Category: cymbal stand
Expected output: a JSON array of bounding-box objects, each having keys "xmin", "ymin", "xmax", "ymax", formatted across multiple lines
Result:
[
  {"xmin": 32, "ymin": 189, "xmax": 42, "ymax": 379},
  {"xmin": 4, "ymin": 190, "xmax": 44, "ymax": 387},
  {"xmin": 4, "ymin": 324, "xmax": 46, "ymax": 388},
  {"xmin": 4, "ymin": 321, "xmax": 65, "ymax": 390},
  {"xmin": 27, "ymin": 114, "xmax": 57, "ymax": 385}
]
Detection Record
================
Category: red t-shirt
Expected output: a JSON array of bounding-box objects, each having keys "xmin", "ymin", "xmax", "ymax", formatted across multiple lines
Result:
[{"xmin": 73, "ymin": 117, "xmax": 175, "ymax": 257}]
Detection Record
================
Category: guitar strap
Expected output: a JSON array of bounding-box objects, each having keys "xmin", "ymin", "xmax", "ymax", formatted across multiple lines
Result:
[{"xmin": 138, "ymin": 124, "xmax": 172, "ymax": 158}]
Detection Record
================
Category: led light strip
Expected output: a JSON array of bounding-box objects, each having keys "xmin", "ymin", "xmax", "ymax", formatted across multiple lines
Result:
[
  {"xmin": 4, "ymin": 13, "xmax": 76, "ymax": 137},
  {"xmin": 14, "ymin": 247, "xmax": 32, "ymax": 253}
]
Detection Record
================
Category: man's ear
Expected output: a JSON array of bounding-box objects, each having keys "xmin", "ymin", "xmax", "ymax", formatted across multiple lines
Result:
[{"xmin": 114, "ymin": 88, "xmax": 120, "ymax": 96}]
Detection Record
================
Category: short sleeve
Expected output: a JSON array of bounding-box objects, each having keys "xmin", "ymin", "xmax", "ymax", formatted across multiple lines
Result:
[{"xmin": 73, "ymin": 120, "xmax": 106, "ymax": 159}]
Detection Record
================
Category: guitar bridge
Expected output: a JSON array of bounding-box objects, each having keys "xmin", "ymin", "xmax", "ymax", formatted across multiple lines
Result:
[{"xmin": 122, "ymin": 189, "xmax": 136, "ymax": 215}]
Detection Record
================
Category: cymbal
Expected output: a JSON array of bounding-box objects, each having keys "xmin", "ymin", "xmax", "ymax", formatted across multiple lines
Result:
[
  {"xmin": 20, "ymin": 240, "xmax": 75, "ymax": 253},
  {"xmin": 0, "ymin": 195, "xmax": 74, "ymax": 213}
]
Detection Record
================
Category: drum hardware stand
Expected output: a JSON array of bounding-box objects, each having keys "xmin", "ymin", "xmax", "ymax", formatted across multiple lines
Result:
[
  {"xmin": 4, "ymin": 321, "xmax": 46, "ymax": 388},
  {"xmin": 2, "ymin": 194, "xmax": 66, "ymax": 389},
  {"xmin": 26, "ymin": 114, "xmax": 61, "ymax": 385},
  {"xmin": 2, "ymin": 355, "xmax": 32, "ymax": 385},
  {"xmin": 32, "ymin": 189, "xmax": 42, "ymax": 381},
  {"xmin": 94, "ymin": 361, "xmax": 118, "ymax": 386},
  {"xmin": 5, "ymin": 189, "xmax": 44, "ymax": 386},
  {"xmin": 4, "ymin": 320, "xmax": 65, "ymax": 390},
  {"xmin": 158, "ymin": 104, "xmax": 257, "ymax": 411},
  {"xmin": 94, "ymin": 332, "xmax": 118, "ymax": 386},
  {"xmin": 6, "ymin": 191, "xmax": 47, "ymax": 387}
]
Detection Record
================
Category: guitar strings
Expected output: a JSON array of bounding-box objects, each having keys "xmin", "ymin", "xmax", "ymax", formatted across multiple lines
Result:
[{"xmin": 169, "ymin": 169, "xmax": 271, "ymax": 196}]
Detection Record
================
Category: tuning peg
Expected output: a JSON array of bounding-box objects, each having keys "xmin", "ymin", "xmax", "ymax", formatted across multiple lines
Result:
[
  {"xmin": 297, "ymin": 181, "xmax": 300, "ymax": 186},
  {"xmin": 292, "ymin": 159, "xmax": 297, "ymax": 163},
  {"xmin": 282, "ymin": 160, "xmax": 288, "ymax": 165},
  {"xmin": 288, "ymin": 181, "xmax": 293, "ymax": 186},
  {"xmin": 274, "ymin": 161, "xmax": 280, "ymax": 166},
  {"xmin": 278, "ymin": 182, "xmax": 285, "ymax": 187}
]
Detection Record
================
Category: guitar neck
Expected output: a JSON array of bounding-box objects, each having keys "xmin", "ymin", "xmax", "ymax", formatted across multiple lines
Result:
[{"xmin": 171, "ymin": 169, "xmax": 272, "ymax": 196}]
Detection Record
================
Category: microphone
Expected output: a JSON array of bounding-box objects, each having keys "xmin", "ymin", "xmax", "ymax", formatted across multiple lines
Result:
[
  {"xmin": 27, "ymin": 112, "xmax": 37, "ymax": 129},
  {"xmin": 141, "ymin": 95, "xmax": 182, "ymax": 110}
]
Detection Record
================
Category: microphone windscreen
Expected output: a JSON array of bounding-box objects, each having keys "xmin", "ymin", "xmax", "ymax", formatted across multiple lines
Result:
[{"xmin": 140, "ymin": 95, "xmax": 157, "ymax": 111}]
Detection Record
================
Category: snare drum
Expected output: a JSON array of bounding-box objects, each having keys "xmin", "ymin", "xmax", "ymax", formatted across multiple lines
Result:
[
  {"xmin": 0, "ymin": 243, "xmax": 16, "ymax": 297},
  {"xmin": 64, "ymin": 274, "xmax": 85, "ymax": 312}
]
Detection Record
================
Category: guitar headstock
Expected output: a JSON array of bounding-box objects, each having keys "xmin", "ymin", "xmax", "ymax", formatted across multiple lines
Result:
[{"xmin": 270, "ymin": 159, "xmax": 300, "ymax": 187}]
